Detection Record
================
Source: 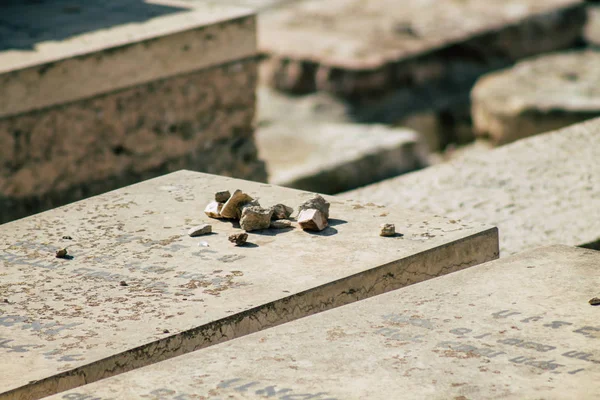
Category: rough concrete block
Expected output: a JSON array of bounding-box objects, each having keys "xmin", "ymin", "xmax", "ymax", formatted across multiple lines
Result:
[
  {"xmin": 472, "ymin": 50, "xmax": 600, "ymax": 145},
  {"xmin": 0, "ymin": 170, "xmax": 498, "ymax": 400},
  {"xmin": 0, "ymin": 1, "xmax": 266, "ymax": 224},
  {"xmin": 342, "ymin": 118, "xmax": 600, "ymax": 255},
  {"xmin": 45, "ymin": 245, "xmax": 600, "ymax": 399},
  {"xmin": 257, "ymin": 122, "xmax": 429, "ymax": 194}
]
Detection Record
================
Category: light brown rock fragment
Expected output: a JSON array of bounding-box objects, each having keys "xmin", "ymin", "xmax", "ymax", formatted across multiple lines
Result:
[
  {"xmin": 188, "ymin": 224, "xmax": 212, "ymax": 237},
  {"xmin": 270, "ymin": 219, "xmax": 292, "ymax": 229},
  {"xmin": 55, "ymin": 248, "xmax": 68, "ymax": 258},
  {"xmin": 271, "ymin": 203, "xmax": 294, "ymax": 220},
  {"xmin": 240, "ymin": 206, "xmax": 274, "ymax": 232},
  {"xmin": 215, "ymin": 191, "xmax": 231, "ymax": 203},
  {"xmin": 298, "ymin": 209, "xmax": 328, "ymax": 231},
  {"xmin": 220, "ymin": 190, "xmax": 254, "ymax": 219},
  {"xmin": 380, "ymin": 223, "xmax": 395, "ymax": 237},
  {"xmin": 298, "ymin": 194, "xmax": 330, "ymax": 219},
  {"xmin": 204, "ymin": 201, "xmax": 224, "ymax": 219},
  {"xmin": 228, "ymin": 232, "xmax": 248, "ymax": 246}
]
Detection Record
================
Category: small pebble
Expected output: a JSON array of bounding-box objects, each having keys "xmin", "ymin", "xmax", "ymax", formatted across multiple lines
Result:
[
  {"xmin": 120, "ymin": 281, "xmax": 128, "ymax": 287},
  {"xmin": 62, "ymin": 235, "xmax": 72, "ymax": 240},
  {"xmin": 270, "ymin": 220, "xmax": 292, "ymax": 229},
  {"xmin": 215, "ymin": 190, "xmax": 231, "ymax": 203},
  {"xmin": 188, "ymin": 224, "xmax": 212, "ymax": 237},
  {"xmin": 55, "ymin": 248, "xmax": 68, "ymax": 258},
  {"xmin": 198, "ymin": 241, "xmax": 209, "ymax": 247},
  {"xmin": 228, "ymin": 232, "xmax": 248, "ymax": 246},
  {"xmin": 380, "ymin": 223, "xmax": 396, "ymax": 237},
  {"xmin": 3, "ymin": 299, "xmax": 9, "ymax": 304},
  {"xmin": 163, "ymin": 329, "xmax": 170, "ymax": 334},
  {"xmin": 589, "ymin": 297, "xmax": 600, "ymax": 306}
]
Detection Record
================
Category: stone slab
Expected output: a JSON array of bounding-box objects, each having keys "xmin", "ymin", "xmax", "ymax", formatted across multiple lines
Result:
[
  {"xmin": 342, "ymin": 118, "xmax": 600, "ymax": 255},
  {"xmin": 472, "ymin": 50, "xmax": 600, "ymax": 145},
  {"xmin": 0, "ymin": 0, "xmax": 256, "ymax": 118},
  {"xmin": 45, "ymin": 245, "xmax": 600, "ymax": 399},
  {"xmin": 0, "ymin": 170, "xmax": 498, "ymax": 400},
  {"xmin": 257, "ymin": 122, "xmax": 429, "ymax": 194},
  {"xmin": 0, "ymin": 2, "xmax": 267, "ymax": 224},
  {"xmin": 259, "ymin": 0, "xmax": 585, "ymax": 98}
]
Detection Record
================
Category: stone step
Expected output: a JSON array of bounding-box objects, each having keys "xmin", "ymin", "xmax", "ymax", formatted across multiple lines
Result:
[
  {"xmin": 0, "ymin": 1, "xmax": 265, "ymax": 225},
  {"xmin": 0, "ymin": 170, "xmax": 498, "ymax": 399},
  {"xmin": 341, "ymin": 118, "xmax": 600, "ymax": 256},
  {"xmin": 45, "ymin": 245, "xmax": 600, "ymax": 399},
  {"xmin": 255, "ymin": 87, "xmax": 430, "ymax": 194},
  {"xmin": 472, "ymin": 50, "xmax": 600, "ymax": 145}
]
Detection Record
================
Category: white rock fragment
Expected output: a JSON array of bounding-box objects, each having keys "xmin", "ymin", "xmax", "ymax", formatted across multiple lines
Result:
[
  {"xmin": 298, "ymin": 209, "xmax": 328, "ymax": 231},
  {"xmin": 298, "ymin": 194, "xmax": 330, "ymax": 219},
  {"xmin": 188, "ymin": 224, "xmax": 212, "ymax": 237},
  {"xmin": 270, "ymin": 219, "xmax": 292, "ymax": 229},
  {"xmin": 221, "ymin": 189, "xmax": 254, "ymax": 219},
  {"xmin": 204, "ymin": 201, "xmax": 223, "ymax": 218},
  {"xmin": 271, "ymin": 203, "xmax": 294, "ymax": 220},
  {"xmin": 380, "ymin": 223, "xmax": 396, "ymax": 237},
  {"xmin": 240, "ymin": 206, "xmax": 274, "ymax": 232},
  {"xmin": 215, "ymin": 190, "xmax": 231, "ymax": 203}
]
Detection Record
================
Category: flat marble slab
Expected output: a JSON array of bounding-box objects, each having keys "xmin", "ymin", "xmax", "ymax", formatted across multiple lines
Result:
[
  {"xmin": 46, "ymin": 245, "xmax": 600, "ymax": 400},
  {"xmin": 0, "ymin": 170, "xmax": 498, "ymax": 399}
]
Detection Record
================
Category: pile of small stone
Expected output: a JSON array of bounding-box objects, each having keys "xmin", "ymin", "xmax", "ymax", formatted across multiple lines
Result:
[{"xmin": 203, "ymin": 190, "xmax": 331, "ymax": 240}]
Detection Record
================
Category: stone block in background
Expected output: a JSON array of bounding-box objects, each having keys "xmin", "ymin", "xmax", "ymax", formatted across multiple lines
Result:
[
  {"xmin": 342, "ymin": 118, "xmax": 600, "ymax": 255},
  {"xmin": 256, "ymin": 87, "xmax": 430, "ymax": 194},
  {"xmin": 472, "ymin": 50, "xmax": 600, "ymax": 145},
  {"xmin": 0, "ymin": 170, "xmax": 498, "ymax": 400},
  {"xmin": 257, "ymin": 122, "xmax": 429, "ymax": 194},
  {"xmin": 0, "ymin": 0, "xmax": 266, "ymax": 224},
  {"xmin": 45, "ymin": 245, "xmax": 600, "ymax": 399}
]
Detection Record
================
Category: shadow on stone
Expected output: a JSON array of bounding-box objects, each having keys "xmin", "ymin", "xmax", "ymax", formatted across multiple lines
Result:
[
  {"xmin": 304, "ymin": 226, "xmax": 338, "ymax": 237},
  {"xmin": 328, "ymin": 219, "xmax": 348, "ymax": 227}
]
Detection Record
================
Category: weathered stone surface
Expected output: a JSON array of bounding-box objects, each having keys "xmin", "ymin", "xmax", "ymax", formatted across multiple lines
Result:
[
  {"xmin": 260, "ymin": 0, "xmax": 585, "ymax": 100},
  {"xmin": 240, "ymin": 205, "xmax": 273, "ymax": 231},
  {"xmin": 298, "ymin": 194, "xmax": 330, "ymax": 219},
  {"xmin": 298, "ymin": 209, "xmax": 328, "ymax": 231},
  {"xmin": 343, "ymin": 118, "xmax": 600, "ymax": 255},
  {"xmin": 0, "ymin": 2, "xmax": 266, "ymax": 224},
  {"xmin": 270, "ymin": 203, "xmax": 293, "ymax": 220},
  {"xmin": 46, "ymin": 246, "xmax": 600, "ymax": 400},
  {"xmin": 220, "ymin": 190, "xmax": 254, "ymax": 219},
  {"xmin": 380, "ymin": 223, "xmax": 395, "ymax": 237},
  {"xmin": 257, "ymin": 121, "xmax": 429, "ymax": 194},
  {"xmin": 585, "ymin": 3, "xmax": 600, "ymax": 46},
  {"xmin": 472, "ymin": 50, "xmax": 600, "ymax": 145},
  {"xmin": 187, "ymin": 224, "xmax": 212, "ymax": 237},
  {"xmin": 0, "ymin": 170, "xmax": 498, "ymax": 399},
  {"xmin": 215, "ymin": 191, "xmax": 231, "ymax": 203},
  {"xmin": 270, "ymin": 219, "xmax": 292, "ymax": 229},
  {"xmin": 228, "ymin": 232, "xmax": 248, "ymax": 246},
  {"xmin": 204, "ymin": 201, "xmax": 224, "ymax": 218}
]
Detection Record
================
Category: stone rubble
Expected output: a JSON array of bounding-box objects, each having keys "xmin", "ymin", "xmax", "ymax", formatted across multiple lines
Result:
[
  {"xmin": 240, "ymin": 206, "xmax": 274, "ymax": 232},
  {"xmin": 270, "ymin": 219, "xmax": 292, "ymax": 229},
  {"xmin": 204, "ymin": 201, "xmax": 223, "ymax": 218},
  {"xmin": 271, "ymin": 203, "xmax": 294, "ymax": 220},
  {"xmin": 55, "ymin": 248, "xmax": 68, "ymax": 258},
  {"xmin": 298, "ymin": 194, "xmax": 330, "ymax": 219},
  {"xmin": 298, "ymin": 209, "xmax": 328, "ymax": 232},
  {"xmin": 228, "ymin": 232, "xmax": 248, "ymax": 246},
  {"xmin": 215, "ymin": 190, "xmax": 231, "ymax": 203},
  {"xmin": 379, "ymin": 223, "xmax": 396, "ymax": 237},
  {"xmin": 187, "ymin": 224, "xmax": 212, "ymax": 237},
  {"xmin": 220, "ymin": 190, "xmax": 254, "ymax": 219}
]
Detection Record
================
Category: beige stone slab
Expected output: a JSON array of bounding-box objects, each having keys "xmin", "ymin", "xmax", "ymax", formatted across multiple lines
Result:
[
  {"xmin": 0, "ymin": 1, "xmax": 256, "ymax": 118},
  {"xmin": 45, "ymin": 245, "xmax": 600, "ymax": 399},
  {"xmin": 0, "ymin": 170, "xmax": 498, "ymax": 400},
  {"xmin": 259, "ymin": 0, "xmax": 585, "ymax": 95},
  {"xmin": 342, "ymin": 118, "xmax": 600, "ymax": 255},
  {"xmin": 472, "ymin": 50, "xmax": 600, "ymax": 145},
  {"xmin": 257, "ymin": 122, "xmax": 429, "ymax": 194}
]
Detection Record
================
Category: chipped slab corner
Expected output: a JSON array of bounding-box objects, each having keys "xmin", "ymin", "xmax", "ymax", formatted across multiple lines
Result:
[
  {"xmin": 0, "ymin": 170, "xmax": 498, "ymax": 399},
  {"xmin": 46, "ymin": 245, "xmax": 600, "ymax": 399}
]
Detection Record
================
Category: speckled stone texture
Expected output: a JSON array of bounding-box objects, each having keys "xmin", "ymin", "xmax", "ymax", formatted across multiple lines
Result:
[
  {"xmin": 342, "ymin": 117, "xmax": 600, "ymax": 255},
  {"xmin": 472, "ymin": 50, "xmax": 600, "ymax": 145},
  {"xmin": 0, "ymin": 59, "xmax": 267, "ymax": 224}
]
